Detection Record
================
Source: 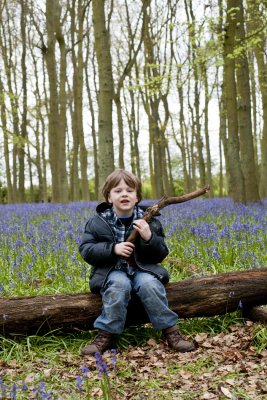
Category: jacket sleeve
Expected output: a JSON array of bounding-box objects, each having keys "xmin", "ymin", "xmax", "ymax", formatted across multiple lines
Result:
[
  {"xmin": 79, "ymin": 218, "xmax": 117, "ymax": 267},
  {"xmin": 136, "ymin": 218, "xmax": 169, "ymax": 263}
]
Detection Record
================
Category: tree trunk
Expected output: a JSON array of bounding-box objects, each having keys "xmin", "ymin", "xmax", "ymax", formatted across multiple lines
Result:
[
  {"xmin": 142, "ymin": 2, "xmax": 170, "ymax": 197},
  {"xmin": 46, "ymin": 0, "xmax": 67, "ymax": 202},
  {"xmin": 56, "ymin": 5, "xmax": 69, "ymax": 203},
  {"xmin": 18, "ymin": 0, "xmax": 27, "ymax": 203},
  {"xmin": 92, "ymin": 0, "xmax": 114, "ymax": 196},
  {"xmin": 0, "ymin": 77, "xmax": 13, "ymax": 203},
  {"xmin": 184, "ymin": 0, "xmax": 206, "ymax": 188},
  {"xmin": 247, "ymin": 0, "xmax": 267, "ymax": 199},
  {"xmin": 235, "ymin": 0, "xmax": 260, "ymax": 203},
  {"xmin": 1, "ymin": 269, "xmax": 267, "ymax": 336},
  {"xmin": 203, "ymin": 66, "xmax": 213, "ymax": 197},
  {"xmin": 223, "ymin": 0, "xmax": 246, "ymax": 202},
  {"xmin": 85, "ymin": 36, "xmax": 99, "ymax": 199},
  {"xmin": 175, "ymin": 69, "xmax": 191, "ymax": 193},
  {"xmin": 126, "ymin": 75, "xmax": 141, "ymax": 178},
  {"xmin": 0, "ymin": 4, "xmax": 20, "ymax": 203}
]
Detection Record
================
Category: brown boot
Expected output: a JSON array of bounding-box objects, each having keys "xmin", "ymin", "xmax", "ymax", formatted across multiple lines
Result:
[
  {"xmin": 81, "ymin": 330, "xmax": 114, "ymax": 356},
  {"xmin": 163, "ymin": 326, "xmax": 196, "ymax": 353}
]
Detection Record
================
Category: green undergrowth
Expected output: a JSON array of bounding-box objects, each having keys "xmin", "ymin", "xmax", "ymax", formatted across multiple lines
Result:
[{"xmin": 0, "ymin": 317, "xmax": 266, "ymax": 399}]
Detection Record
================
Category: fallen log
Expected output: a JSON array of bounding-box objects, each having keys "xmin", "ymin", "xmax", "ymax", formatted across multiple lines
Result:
[
  {"xmin": 242, "ymin": 305, "xmax": 267, "ymax": 324},
  {"xmin": 0, "ymin": 268, "xmax": 267, "ymax": 336}
]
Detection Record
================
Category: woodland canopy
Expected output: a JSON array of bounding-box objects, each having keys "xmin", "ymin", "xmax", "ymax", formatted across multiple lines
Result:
[{"xmin": 0, "ymin": 0, "xmax": 266, "ymax": 204}]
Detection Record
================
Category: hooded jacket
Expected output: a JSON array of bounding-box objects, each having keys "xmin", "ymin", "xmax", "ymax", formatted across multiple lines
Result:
[{"xmin": 79, "ymin": 202, "xmax": 170, "ymax": 293}]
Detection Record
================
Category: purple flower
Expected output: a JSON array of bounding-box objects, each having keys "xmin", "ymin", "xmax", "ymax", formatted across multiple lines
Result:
[
  {"xmin": 111, "ymin": 348, "xmax": 117, "ymax": 369},
  {"xmin": 0, "ymin": 379, "xmax": 6, "ymax": 397},
  {"xmin": 95, "ymin": 352, "xmax": 108, "ymax": 376},
  {"xmin": 81, "ymin": 364, "xmax": 90, "ymax": 375},
  {"xmin": 10, "ymin": 383, "xmax": 17, "ymax": 400},
  {"xmin": 76, "ymin": 375, "xmax": 84, "ymax": 394}
]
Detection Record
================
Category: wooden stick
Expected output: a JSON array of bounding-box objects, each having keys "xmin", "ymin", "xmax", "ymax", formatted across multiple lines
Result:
[{"xmin": 127, "ymin": 185, "xmax": 210, "ymax": 243}]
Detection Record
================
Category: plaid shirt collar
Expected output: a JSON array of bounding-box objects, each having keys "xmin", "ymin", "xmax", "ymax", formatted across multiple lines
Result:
[{"xmin": 100, "ymin": 206, "xmax": 144, "ymax": 243}]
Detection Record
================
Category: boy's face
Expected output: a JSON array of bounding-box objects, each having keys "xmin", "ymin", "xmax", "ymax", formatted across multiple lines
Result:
[{"xmin": 108, "ymin": 179, "xmax": 138, "ymax": 216}]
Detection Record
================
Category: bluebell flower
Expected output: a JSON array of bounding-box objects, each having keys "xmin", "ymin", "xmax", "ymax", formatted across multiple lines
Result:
[
  {"xmin": 95, "ymin": 352, "xmax": 108, "ymax": 376},
  {"xmin": 10, "ymin": 383, "xmax": 18, "ymax": 400},
  {"xmin": 76, "ymin": 375, "xmax": 84, "ymax": 394},
  {"xmin": 0, "ymin": 379, "xmax": 6, "ymax": 397},
  {"xmin": 111, "ymin": 349, "xmax": 117, "ymax": 369},
  {"xmin": 81, "ymin": 364, "xmax": 90, "ymax": 376}
]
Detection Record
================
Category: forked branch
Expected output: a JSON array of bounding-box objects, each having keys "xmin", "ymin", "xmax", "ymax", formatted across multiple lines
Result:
[{"xmin": 127, "ymin": 185, "xmax": 210, "ymax": 243}]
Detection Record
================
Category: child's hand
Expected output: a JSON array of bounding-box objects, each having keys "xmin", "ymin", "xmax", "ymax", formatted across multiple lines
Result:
[
  {"xmin": 114, "ymin": 242, "xmax": 135, "ymax": 257},
  {"xmin": 133, "ymin": 219, "xmax": 152, "ymax": 241}
]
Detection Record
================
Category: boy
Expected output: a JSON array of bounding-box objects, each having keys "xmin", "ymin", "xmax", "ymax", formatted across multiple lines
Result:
[{"xmin": 79, "ymin": 169, "xmax": 195, "ymax": 355}]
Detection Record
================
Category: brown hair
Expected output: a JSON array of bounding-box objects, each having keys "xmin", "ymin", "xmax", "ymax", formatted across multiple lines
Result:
[{"xmin": 102, "ymin": 169, "xmax": 142, "ymax": 203}]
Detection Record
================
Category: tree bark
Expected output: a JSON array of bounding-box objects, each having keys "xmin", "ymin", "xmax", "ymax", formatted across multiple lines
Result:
[
  {"xmin": 1, "ymin": 269, "xmax": 267, "ymax": 336},
  {"xmin": 0, "ymin": 77, "xmax": 13, "ymax": 203},
  {"xmin": 184, "ymin": 0, "xmax": 206, "ymax": 189},
  {"xmin": 235, "ymin": 0, "xmax": 260, "ymax": 203},
  {"xmin": 45, "ymin": 0, "xmax": 68, "ymax": 203},
  {"xmin": 223, "ymin": 0, "xmax": 246, "ymax": 202},
  {"xmin": 142, "ymin": 1, "xmax": 171, "ymax": 197},
  {"xmin": 247, "ymin": 0, "xmax": 267, "ymax": 199},
  {"xmin": 18, "ymin": 0, "xmax": 27, "ymax": 203},
  {"xmin": 243, "ymin": 306, "xmax": 267, "ymax": 324},
  {"xmin": 92, "ymin": 0, "xmax": 114, "ymax": 196}
]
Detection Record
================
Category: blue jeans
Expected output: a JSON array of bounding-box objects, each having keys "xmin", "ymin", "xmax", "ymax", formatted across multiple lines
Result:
[{"xmin": 94, "ymin": 270, "xmax": 178, "ymax": 334}]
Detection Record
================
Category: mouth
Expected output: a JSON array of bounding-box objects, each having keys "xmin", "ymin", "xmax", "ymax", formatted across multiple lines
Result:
[{"xmin": 121, "ymin": 200, "xmax": 129, "ymax": 204}]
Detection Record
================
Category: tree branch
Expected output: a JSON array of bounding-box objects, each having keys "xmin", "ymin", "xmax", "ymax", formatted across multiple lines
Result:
[{"xmin": 127, "ymin": 185, "xmax": 210, "ymax": 243}]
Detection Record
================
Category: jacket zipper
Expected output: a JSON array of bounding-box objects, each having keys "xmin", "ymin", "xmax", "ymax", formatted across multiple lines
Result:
[
  {"xmin": 97, "ymin": 215, "xmax": 118, "ymax": 288},
  {"xmin": 98, "ymin": 214, "xmax": 163, "ymax": 286}
]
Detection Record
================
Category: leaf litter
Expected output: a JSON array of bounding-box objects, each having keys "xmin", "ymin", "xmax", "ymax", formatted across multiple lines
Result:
[{"xmin": 0, "ymin": 322, "xmax": 267, "ymax": 399}]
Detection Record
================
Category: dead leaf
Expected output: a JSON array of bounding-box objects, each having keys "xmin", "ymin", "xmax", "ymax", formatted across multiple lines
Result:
[
  {"xmin": 225, "ymin": 378, "xmax": 236, "ymax": 386},
  {"xmin": 195, "ymin": 333, "xmax": 208, "ymax": 343},
  {"xmin": 43, "ymin": 368, "xmax": 52, "ymax": 378},
  {"xmin": 218, "ymin": 384, "xmax": 233, "ymax": 398},
  {"xmin": 90, "ymin": 387, "xmax": 103, "ymax": 397},
  {"xmin": 129, "ymin": 349, "xmax": 145, "ymax": 357},
  {"xmin": 24, "ymin": 373, "xmax": 35, "ymax": 384},
  {"xmin": 199, "ymin": 392, "xmax": 218, "ymax": 399},
  {"xmin": 8, "ymin": 359, "xmax": 17, "ymax": 367},
  {"xmin": 179, "ymin": 369, "xmax": 192, "ymax": 379},
  {"xmin": 146, "ymin": 338, "xmax": 157, "ymax": 346}
]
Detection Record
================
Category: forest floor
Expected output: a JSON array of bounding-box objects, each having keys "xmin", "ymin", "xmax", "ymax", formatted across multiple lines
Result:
[{"xmin": 1, "ymin": 321, "xmax": 267, "ymax": 399}]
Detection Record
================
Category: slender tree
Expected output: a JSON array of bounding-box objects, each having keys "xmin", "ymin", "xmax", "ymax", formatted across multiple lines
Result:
[
  {"xmin": 45, "ymin": 0, "xmax": 68, "ymax": 202},
  {"xmin": 222, "ymin": 0, "xmax": 246, "ymax": 202},
  {"xmin": 184, "ymin": 0, "xmax": 206, "ymax": 188},
  {"xmin": 247, "ymin": 0, "xmax": 267, "ymax": 198},
  {"xmin": 92, "ymin": 0, "xmax": 114, "ymax": 195},
  {"xmin": 235, "ymin": 0, "xmax": 260, "ymax": 202}
]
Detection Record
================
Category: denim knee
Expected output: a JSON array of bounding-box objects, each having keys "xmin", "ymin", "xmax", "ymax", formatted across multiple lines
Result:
[
  {"xmin": 103, "ymin": 270, "xmax": 132, "ymax": 295},
  {"xmin": 95, "ymin": 271, "xmax": 132, "ymax": 334},
  {"xmin": 133, "ymin": 272, "xmax": 164, "ymax": 297}
]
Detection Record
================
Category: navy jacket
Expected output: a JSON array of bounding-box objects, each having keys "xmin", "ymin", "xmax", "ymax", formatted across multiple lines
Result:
[{"xmin": 79, "ymin": 203, "xmax": 170, "ymax": 293}]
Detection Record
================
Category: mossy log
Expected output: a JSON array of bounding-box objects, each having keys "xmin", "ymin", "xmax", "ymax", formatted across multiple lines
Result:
[{"xmin": 0, "ymin": 268, "xmax": 267, "ymax": 336}]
